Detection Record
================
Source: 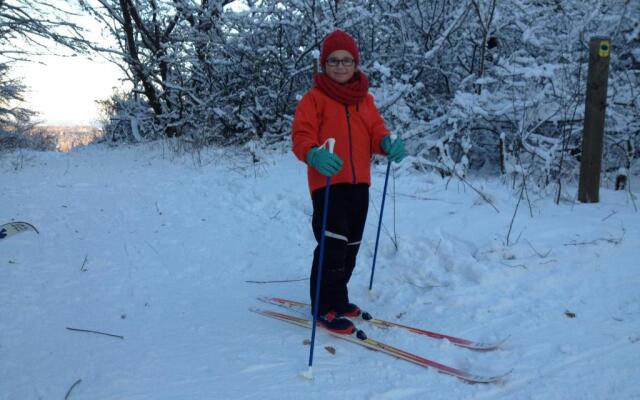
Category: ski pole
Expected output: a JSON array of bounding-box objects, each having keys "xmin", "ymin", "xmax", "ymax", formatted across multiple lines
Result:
[
  {"xmin": 369, "ymin": 133, "xmax": 397, "ymax": 291},
  {"xmin": 302, "ymin": 138, "xmax": 336, "ymax": 380}
]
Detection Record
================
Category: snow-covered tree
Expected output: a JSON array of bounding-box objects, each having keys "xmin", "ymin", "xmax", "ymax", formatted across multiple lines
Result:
[
  {"xmin": 80, "ymin": 0, "xmax": 638, "ymax": 189},
  {"xmin": 0, "ymin": 64, "xmax": 33, "ymax": 128}
]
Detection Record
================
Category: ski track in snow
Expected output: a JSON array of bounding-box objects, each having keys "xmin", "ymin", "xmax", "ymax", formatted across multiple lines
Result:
[{"xmin": 1, "ymin": 143, "xmax": 639, "ymax": 399}]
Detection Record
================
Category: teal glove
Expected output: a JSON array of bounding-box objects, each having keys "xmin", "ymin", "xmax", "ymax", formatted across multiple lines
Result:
[
  {"xmin": 381, "ymin": 135, "xmax": 405, "ymax": 163},
  {"xmin": 306, "ymin": 147, "xmax": 343, "ymax": 176}
]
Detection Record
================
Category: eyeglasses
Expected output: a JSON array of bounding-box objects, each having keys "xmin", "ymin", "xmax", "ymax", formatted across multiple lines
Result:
[{"xmin": 326, "ymin": 57, "xmax": 355, "ymax": 67}]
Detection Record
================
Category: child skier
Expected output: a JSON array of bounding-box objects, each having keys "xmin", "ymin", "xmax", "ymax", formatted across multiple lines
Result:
[{"xmin": 291, "ymin": 29, "xmax": 405, "ymax": 334}]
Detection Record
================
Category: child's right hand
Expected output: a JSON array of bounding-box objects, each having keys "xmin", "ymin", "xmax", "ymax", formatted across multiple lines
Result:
[{"xmin": 306, "ymin": 147, "xmax": 343, "ymax": 176}]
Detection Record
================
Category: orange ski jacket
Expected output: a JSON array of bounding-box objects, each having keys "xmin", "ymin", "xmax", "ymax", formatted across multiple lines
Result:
[{"xmin": 292, "ymin": 88, "xmax": 390, "ymax": 193}]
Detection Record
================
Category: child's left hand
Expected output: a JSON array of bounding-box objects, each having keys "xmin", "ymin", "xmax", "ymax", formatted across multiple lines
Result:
[{"xmin": 382, "ymin": 136, "xmax": 405, "ymax": 163}]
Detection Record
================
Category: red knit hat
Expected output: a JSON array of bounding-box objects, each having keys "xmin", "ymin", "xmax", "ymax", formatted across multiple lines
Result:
[{"xmin": 320, "ymin": 30, "xmax": 360, "ymax": 66}]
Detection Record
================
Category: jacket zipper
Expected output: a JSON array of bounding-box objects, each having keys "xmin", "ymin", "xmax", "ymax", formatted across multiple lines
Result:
[{"xmin": 344, "ymin": 104, "xmax": 357, "ymax": 184}]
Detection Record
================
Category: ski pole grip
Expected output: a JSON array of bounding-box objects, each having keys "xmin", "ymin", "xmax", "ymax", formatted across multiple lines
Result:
[{"xmin": 323, "ymin": 138, "xmax": 336, "ymax": 154}]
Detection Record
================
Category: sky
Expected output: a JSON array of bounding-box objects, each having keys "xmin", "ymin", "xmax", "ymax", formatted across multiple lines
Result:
[
  {"xmin": 10, "ymin": 0, "xmax": 246, "ymax": 128},
  {"xmin": 15, "ymin": 55, "xmax": 124, "ymax": 127},
  {"xmin": 9, "ymin": 0, "xmax": 125, "ymax": 128}
]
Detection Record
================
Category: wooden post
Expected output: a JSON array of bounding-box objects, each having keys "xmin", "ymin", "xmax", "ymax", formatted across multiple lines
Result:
[{"xmin": 578, "ymin": 37, "xmax": 611, "ymax": 203}]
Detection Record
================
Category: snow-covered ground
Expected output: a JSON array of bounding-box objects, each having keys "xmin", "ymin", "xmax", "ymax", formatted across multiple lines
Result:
[{"xmin": 1, "ymin": 143, "xmax": 639, "ymax": 399}]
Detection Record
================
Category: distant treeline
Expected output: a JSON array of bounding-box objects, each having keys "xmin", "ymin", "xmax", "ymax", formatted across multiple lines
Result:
[{"xmin": 0, "ymin": 125, "xmax": 102, "ymax": 152}]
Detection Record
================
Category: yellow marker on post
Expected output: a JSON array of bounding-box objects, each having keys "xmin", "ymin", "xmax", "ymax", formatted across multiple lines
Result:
[{"xmin": 599, "ymin": 40, "xmax": 610, "ymax": 58}]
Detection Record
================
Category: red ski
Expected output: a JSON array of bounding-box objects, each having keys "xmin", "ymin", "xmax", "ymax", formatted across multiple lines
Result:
[
  {"xmin": 251, "ymin": 307, "xmax": 510, "ymax": 384},
  {"xmin": 258, "ymin": 296, "xmax": 507, "ymax": 351}
]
